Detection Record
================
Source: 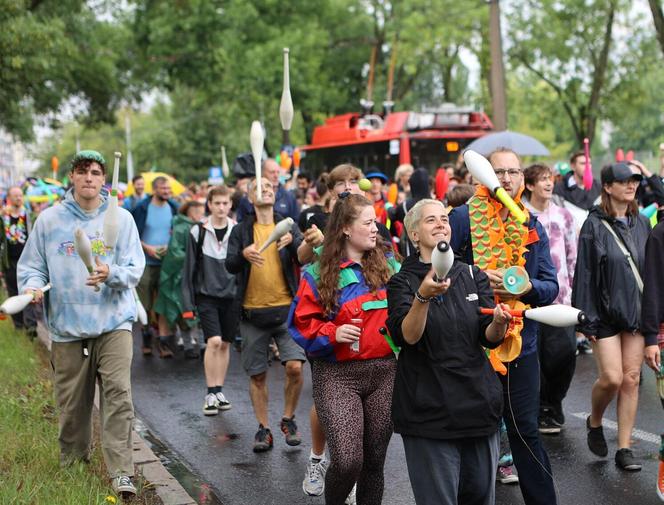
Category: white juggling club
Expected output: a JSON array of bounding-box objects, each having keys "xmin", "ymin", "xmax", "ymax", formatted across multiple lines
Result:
[
  {"xmin": 221, "ymin": 146, "xmax": 230, "ymax": 179},
  {"xmin": 1, "ymin": 284, "xmax": 51, "ymax": 315},
  {"xmin": 279, "ymin": 47, "xmax": 294, "ymax": 145},
  {"xmin": 431, "ymin": 241, "xmax": 454, "ymax": 281},
  {"xmin": 74, "ymin": 228, "xmax": 100, "ymax": 292},
  {"xmin": 250, "ymin": 121, "xmax": 264, "ymax": 201},
  {"xmin": 479, "ymin": 304, "xmax": 586, "ymax": 328},
  {"xmin": 463, "ymin": 150, "xmax": 527, "ymax": 224},
  {"xmin": 258, "ymin": 218, "xmax": 294, "ymax": 253},
  {"xmin": 103, "ymin": 151, "xmax": 121, "ymax": 249}
]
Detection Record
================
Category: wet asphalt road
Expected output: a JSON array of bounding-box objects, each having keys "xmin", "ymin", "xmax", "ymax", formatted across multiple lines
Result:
[{"xmin": 130, "ymin": 331, "xmax": 664, "ymax": 505}]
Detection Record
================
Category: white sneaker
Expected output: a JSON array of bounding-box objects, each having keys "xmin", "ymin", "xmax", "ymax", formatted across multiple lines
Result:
[
  {"xmin": 345, "ymin": 483, "xmax": 357, "ymax": 505},
  {"xmin": 203, "ymin": 393, "xmax": 218, "ymax": 416},
  {"xmin": 302, "ymin": 458, "xmax": 328, "ymax": 496},
  {"xmin": 112, "ymin": 475, "xmax": 137, "ymax": 497},
  {"xmin": 215, "ymin": 391, "xmax": 232, "ymax": 411}
]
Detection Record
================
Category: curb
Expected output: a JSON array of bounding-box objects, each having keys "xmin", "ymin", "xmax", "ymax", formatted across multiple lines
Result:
[{"xmin": 36, "ymin": 321, "xmax": 197, "ymax": 505}]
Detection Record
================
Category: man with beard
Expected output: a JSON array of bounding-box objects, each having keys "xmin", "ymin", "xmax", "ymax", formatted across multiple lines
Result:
[{"xmin": 132, "ymin": 176, "xmax": 179, "ymax": 357}]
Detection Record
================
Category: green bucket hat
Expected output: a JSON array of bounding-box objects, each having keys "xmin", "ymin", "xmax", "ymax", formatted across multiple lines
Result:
[{"xmin": 69, "ymin": 150, "xmax": 106, "ymax": 170}]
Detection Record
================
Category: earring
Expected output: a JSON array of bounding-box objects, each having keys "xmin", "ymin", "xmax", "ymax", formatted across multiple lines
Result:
[{"xmin": 345, "ymin": 233, "xmax": 351, "ymax": 240}]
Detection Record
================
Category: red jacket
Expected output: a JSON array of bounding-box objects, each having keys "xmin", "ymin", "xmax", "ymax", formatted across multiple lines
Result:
[{"xmin": 288, "ymin": 257, "xmax": 400, "ymax": 362}]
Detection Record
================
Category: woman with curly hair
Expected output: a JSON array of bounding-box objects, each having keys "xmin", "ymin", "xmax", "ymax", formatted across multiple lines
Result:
[{"xmin": 289, "ymin": 193, "xmax": 399, "ymax": 505}]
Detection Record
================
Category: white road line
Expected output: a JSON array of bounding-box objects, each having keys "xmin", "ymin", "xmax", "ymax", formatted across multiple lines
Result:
[{"xmin": 571, "ymin": 412, "xmax": 661, "ymax": 445}]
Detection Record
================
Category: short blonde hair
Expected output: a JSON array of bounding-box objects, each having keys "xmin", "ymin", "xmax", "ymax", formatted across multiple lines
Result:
[
  {"xmin": 395, "ymin": 163, "xmax": 414, "ymax": 181},
  {"xmin": 404, "ymin": 198, "xmax": 447, "ymax": 244}
]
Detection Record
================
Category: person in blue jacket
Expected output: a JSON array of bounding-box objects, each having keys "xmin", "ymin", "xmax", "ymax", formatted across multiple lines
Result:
[
  {"xmin": 449, "ymin": 148, "xmax": 559, "ymax": 505},
  {"xmin": 18, "ymin": 150, "xmax": 145, "ymax": 498}
]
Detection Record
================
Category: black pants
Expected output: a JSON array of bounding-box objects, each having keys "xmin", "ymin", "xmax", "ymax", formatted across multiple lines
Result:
[
  {"xmin": 538, "ymin": 323, "xmax": 576, "ymax": 418},
  {"xmin": 500, "ymin": 352, "xmax": 557, "ymax": 505},
  {"xmin": 4, "ymin": 257, "xmax": 36, "ymax": 330}
]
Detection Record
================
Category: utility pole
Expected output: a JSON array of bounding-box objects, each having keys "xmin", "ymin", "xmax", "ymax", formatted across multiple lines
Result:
[
  {"xmin": 488, "ymin": 0, "xmax": 507, "ymax": 130},
  {"xmin": 125, "ymin": 112, "xmax": 134, "ymax": 182}
]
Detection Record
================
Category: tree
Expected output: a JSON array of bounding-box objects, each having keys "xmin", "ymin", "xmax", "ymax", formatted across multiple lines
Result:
[
  {"xmin": 649, "ymin": 0, "xmax": 664, "ymax": 58},
  {"xmin": 506, "ymin": 0, "xmax": 627, "ymax": 147},
  {"xmin": 0, "ymin": 0, "xmax": 135, "ymax": 141}
]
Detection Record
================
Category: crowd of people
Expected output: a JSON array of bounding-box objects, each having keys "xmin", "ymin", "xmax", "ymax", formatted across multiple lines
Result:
[{"xmin": 7, "ymin": 145, "xmax": 664, "ymax": 504}]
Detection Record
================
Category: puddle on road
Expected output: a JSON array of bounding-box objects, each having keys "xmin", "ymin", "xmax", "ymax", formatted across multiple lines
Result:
[{"xmin": 135, "ymin": 419, "xmax": 225, "ymax": 505}]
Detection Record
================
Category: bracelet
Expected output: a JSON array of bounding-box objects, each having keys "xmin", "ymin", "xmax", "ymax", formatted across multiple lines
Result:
[{"xmin": 414, "ymin": 291, "xmax": 431, "ymax": 303}]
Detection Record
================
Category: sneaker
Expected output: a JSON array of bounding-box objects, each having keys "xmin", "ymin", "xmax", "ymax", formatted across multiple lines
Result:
[
  {"xmin": 253, "ymin": 425, "xmax": 274, "ymax": 453},
  {"xmin": 497, "ymin": 464, "xmax": 519, "ymax": 484},
  {"xmin": 176, "ymin": 335, "xmax": 184, "ymax": 350},
  {"xmin": 657, "ymin": 460, "xmax": 664, "ymax": 500},
  {"xmin": 302, "ymin": 458, "xmax": 328, "ymax": 496},
  {"xmin": 577, "ymin": 338, "xmax": 593, "ymax": 355},
  {"xmin": 112, "ymin": 475, "xmax": 137, "ymax": 497},
  {"xmin": 586, "ymin": 416, "xmax": 608, "ymax": 457},
  {"xmin": 498, "ymin": 453, "xmax": 513, "ymax": 467},
  {"xmin": 215, "ymin": 392, "xmax": 232, "ymax": 411},
  {"xmin": 539, "ymin": 414, "xmax": 562, "ymax": 435},
  {"xmin": 158, "ymin": 341, "xmax": 174, "ymax": 359},
  {"xmin": 615, "ymin": 448, "xmax": 642, "ymax": 471},
  {"xmin": 280, "ymin": 416, "xmax": 302, "ymax": 446},
  {"xmin": 345, "ymin": 483, "xmax": 357, "ymax": 505},
  {"xmin": 203, "ymin": 393, "xmax": 218, "ymax": 416}
]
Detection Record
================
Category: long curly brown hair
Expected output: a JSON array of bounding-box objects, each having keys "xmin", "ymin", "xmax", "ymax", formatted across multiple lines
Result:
[{"xmin": 318, "ymin": 194, "xmax": 392, "ymax": 316}]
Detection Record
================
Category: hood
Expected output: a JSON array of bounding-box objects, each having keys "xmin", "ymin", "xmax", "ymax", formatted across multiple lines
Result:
[
  {"xmin": 409, "ymin": 168, "xmax": 430, "ymax": 200},
  {"xmin": 61, "ymin": 187, "xmax": 110, "ymax": 221},
  {"xmin": 173, "ymin": 213, "xmax": 194, "ymax": 227}
]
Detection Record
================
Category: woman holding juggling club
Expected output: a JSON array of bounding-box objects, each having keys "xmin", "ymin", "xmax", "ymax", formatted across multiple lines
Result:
[
  {"xmin": 572, "ymin": 162, "xmax": 651, "ymax": 471},
  {"xmin": 386, "ymin": 198, "xmax": 511, "ymax": 505}
]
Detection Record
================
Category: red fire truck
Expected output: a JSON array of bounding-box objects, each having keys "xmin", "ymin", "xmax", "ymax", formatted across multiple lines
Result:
[{"xmin": 300, "ymin": 106, "xmax": 493, "ymax": 178}]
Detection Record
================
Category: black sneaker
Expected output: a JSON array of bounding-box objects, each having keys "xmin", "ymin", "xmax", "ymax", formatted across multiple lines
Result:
[
  {"xmin": 253, "ymin": 425, "xmax": 274, "ymax": 453},
  {"xmin": 539, "ymin": 414, "xmax": 562, "ymax": 435},
  {"xmin": 615, "ymin": 448, "xmax": 641, "ymax": 471},
  {"xmin": 586, "ymin": 416, "xmax": 608, "ymax": 457},
  {"xmin": 577, "ymin": 338, "xmax": 593, "ymax": 355},
  {"xmin": 280, "ymin": 416, "xmax": 302, "ymax": 446}
]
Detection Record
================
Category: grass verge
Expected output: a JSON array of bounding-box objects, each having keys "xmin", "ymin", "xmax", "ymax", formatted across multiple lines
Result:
[{"xmin": 0, "ymin": 320, "xmax": 160, "ymax": 504}]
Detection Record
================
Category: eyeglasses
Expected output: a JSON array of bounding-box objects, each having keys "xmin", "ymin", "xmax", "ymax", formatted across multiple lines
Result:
[
  {"xmin": 334, "ymin": 179, "xmax": 359, "ymax": 189},
  {"xmin": 494, "ymin": 168, "xmax": 522, "ymax": 178}
]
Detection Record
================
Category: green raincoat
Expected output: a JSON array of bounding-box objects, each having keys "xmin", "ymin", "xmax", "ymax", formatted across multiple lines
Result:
[{"xmin": 154, "ymin": 213, "xmax": 197, "ymax": 327}]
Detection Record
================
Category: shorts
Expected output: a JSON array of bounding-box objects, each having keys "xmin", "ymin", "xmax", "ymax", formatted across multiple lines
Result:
[
  {"xmin": 196, "ymin": 296, "xmax": 237, "ymax": 343},
  {"xmin": 136, "ymin": 265, "xmax": 161, "ymax": 313},
  {"xmin": 240, "ymin": 319, "xmax": 305, "ymax": 377},
  {"xmin": 595, "ymin": 320, "xmax": 631, "ymax": 340}
]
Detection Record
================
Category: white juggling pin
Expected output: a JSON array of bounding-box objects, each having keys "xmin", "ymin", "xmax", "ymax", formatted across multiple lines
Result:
[
  {"xmin": 258, "ymin": 218, "xmax": 294, "ymax": 253},
  {"xmin": 431, "ymin": 241, "xmax": 454, "ymax": 281},
  {"xmin": 480, "ymin": 304, "xmax": 586, "ymax": 328},
  {"xmin": 74, "ymin": 228, "xmax": 100, "ymax": 292},
  {"xmin": 250, "ymin": 121, "xmax": 264, "ymax": 201},
  {"xmin": 221, "ymin": 146, "xmax": 230, "ymax": 179},
  {"xmin": 279, "ymin": 48, "xmax": 294, "ymax": 139},
  {"xmin": 103, "ymin": 151, "xmax": 121, "ymax": 249},
  {"xmin": 1, "ymin": 284, "xmax": 51, "ymax": 315}
]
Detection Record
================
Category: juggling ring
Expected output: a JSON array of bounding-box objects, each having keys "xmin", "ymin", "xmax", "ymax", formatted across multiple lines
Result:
[{"xmin": 502, "ymin": 266, "xmax": 530, "ymax": 295}]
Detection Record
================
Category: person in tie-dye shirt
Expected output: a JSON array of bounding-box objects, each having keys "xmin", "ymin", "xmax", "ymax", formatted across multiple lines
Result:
[{"xmin": 524, "ymin": 163, "xmax": 578, "ymax": 435}]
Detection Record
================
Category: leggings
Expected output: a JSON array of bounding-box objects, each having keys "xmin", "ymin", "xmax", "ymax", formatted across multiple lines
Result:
[{"xmin": 312, "ymin": 357, "xmax": 396, "ymax": 505}]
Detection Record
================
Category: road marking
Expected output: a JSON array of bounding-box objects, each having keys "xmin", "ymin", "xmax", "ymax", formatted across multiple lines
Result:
[{"xmin": 571, "ymin": 412, "xmax": 661, "ymax": 445}]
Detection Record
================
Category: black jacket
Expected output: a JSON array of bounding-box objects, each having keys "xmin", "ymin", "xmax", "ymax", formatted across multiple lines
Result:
[
  {"xmin": 572, "ymin": 206, "xmax": 651, "ymax": 337},
  {"xmin": 226, "ymin": 213, "xmax": 303, "ymax": 307},
  {"xmin": 386, "ymin": 255, "xmax": 503, "ymax": 440},
  {"xmin": 553, "ymin": 172, "xmax": 601, "ymax": 211},
  {"xmin": 641, "ymin": 221, "xmax": 664, "ymax": 346}
]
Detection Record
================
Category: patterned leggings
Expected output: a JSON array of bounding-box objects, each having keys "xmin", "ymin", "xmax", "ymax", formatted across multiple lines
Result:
[{"xmin": 312, "ymin": 357, "xmax": 396, "ymax": 505}]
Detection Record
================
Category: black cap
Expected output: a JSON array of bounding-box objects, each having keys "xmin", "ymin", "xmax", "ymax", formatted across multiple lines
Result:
[{"xmin": 600, "ymin": 162, "xmax": 643, "ymax": 185}]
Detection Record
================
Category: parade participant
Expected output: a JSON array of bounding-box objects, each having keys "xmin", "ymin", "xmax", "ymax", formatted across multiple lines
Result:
[
  {"xmin": 553, "ymin": 150, "xmax": 601, "ymax": 211},
  {"xmin": 523, "ymin": 164, "xmax": 578, "ymax": 434},
  {"xmin": 226, "ymin": 177, "xmax": 305, "ymax": 452},
  {"xmin": 181, "ymin": 186, "xmax": 238, "ymax": 414},
  {"xmin": 132, "ymin": 176, "xmax": 179, "ymax": 357},
  {"xmin": 572, "ymin": 162, "xmax": 651, "ymax": 471},
  {"xmin": 18, "ymin": 150, "xmax": 145, "ymax": 498},
  {"xmin": 627, "ymin": 159, "xmax": 664, "ymax": 208},
  {"xmin": 395, "ymin": 163, "xmax": 414, "ymax": 200},
  {"xmin": 123, "ymin": 175, "xmax": 148, "ymax": 211},
  {"xmin": 449, "ymin": 148, "xmax": 559, "ymax": 505},
  {"xmin": 364, "ymin": 171, "xmax": 389, "ymax": 225},
  {"xmin": 236, "ymin": 158, "xmax": 300, "ymax": 221},
  {"xmin": 290, "ymin": 193, "xmax": 399, "ymax": 505},
  {"xmin": 390, "ymin": 167, "xmax": 431, "ymax": 257},
  {"xmin": 387, "ymin": 198, "xmax": 510, "ymax": 505},
  {"xmin": 0, "ymin": 186, "xmax": 36, "ymax": 334},
  {"xmin": 153, "ymin": 200, "xmax": 205, "ymax": 359}
]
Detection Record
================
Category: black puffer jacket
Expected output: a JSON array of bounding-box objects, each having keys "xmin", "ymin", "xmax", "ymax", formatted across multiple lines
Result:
[
  {"xmin": 386, "ymin": 255, "xmax": 503, "ymax": 440},
  {"xmin": 572, "ymin": 206, "xmax": 651, "ymax": 337}
]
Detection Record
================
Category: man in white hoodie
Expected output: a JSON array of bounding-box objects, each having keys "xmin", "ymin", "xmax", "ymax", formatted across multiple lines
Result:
[{"xmin": 18, "ymin": 150, "xmax": 145, "ymax": 498}]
